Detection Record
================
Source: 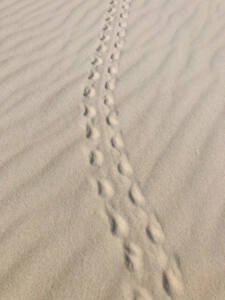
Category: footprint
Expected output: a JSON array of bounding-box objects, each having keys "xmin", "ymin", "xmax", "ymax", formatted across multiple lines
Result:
[
  {"xmin": 129, "ymin": 183, "xmax": 145, "ymax": 206},
  {"xmin": 83, "ymin": 86, "xmax": 96, "ymax": 98},
  {"xmin": 163, "ymin": 256, "xmax": 184, "ymax": 297},
  {"xmin": 111, "ymin": 132, "xmax": 124, "ymax": 149},
  {"xmin": 119, "ymin": 20, "xmax": 128, "ymax": 28},
  {"xmin": 124, "ymin": 242, "xmax": 143, "ymax": 274},
  {"xmin": 103, "ymin": 24, "xmax": 113, "ymax": 32},
  {"xmin": 114, "ymin": 39, "xmax": 124, "ymax": 49},
  {"xmin": 91, "ymin": 56, "xmax": 103, "ymax": 66},
  {"xmin": 146, "ymin": 214, "xmax": 165, "ymax": 245},
  {"xmin": 106, "ymin": 210, "xmax": 129, "ymax": 238},
  {"xmin": 83, "ymin": 105, "xmax": 97, "ymax": 118},
  {"xmin": 117, "ymin": 29, "xmax": 126, "ymax": 37},
  {"xmin": 107, "ymin": 111, "xmax": 119, "ymax": 126},
  {"xmin": 86, "ymin": 124, "xmax": 100, "ymax": 139},
  {"xmin": 105, "ymin": 15, "xmax": 114, "ymax": 22},
  {"xmin": 105, "ymin": 78, "xmax": 116, "ymax": 90},
  {"xmin": 107, "ymin": 7, "xmax": 116, "ymax": 14},
  {"xmin": 88, "ymin": 70, "xmax": 100, "ymax": 80},
  {"xmin": 108, "ymin": 63, "xmax": 118, "ymax": 74},
  {"xmin": 111, "ymin": 50, "xmax": 120, "ymax": 61},
  {"xmin": 89, "ymin": 150, "xmax": 104, "ymax": 166},
  {"xmin": 96, "ymin": 44, "xmax": 107, "ymax": 53},
  {"xmin": 118, "ymin": 155, "xmax": 133, "ymax": 176},
  {"xmin": 97, "ymin": 179, "xmax": 114, "ymax": 199},
  {"xmin": 100, "ymin": 34, "xmax": 110, "ymax": 42},
  {"xmin": 124, "ymin": 252, "xmax": 135, "ymax": 272},
  {"xmin": 120, "ymin": 12, "xmax": 128, "ymax": 19},
  {"xmin": 104, "ymin": 93, "xmax": 114, "ymax": 106},
  {"xmin": 109, "ymin": 0, "xmax": 117, "ymax": 5}
]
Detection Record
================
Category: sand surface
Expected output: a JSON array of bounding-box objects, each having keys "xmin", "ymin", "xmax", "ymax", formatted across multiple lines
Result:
[{"xmin": 0, "ymin": 0, "xmax": 225, "ymax": 299}]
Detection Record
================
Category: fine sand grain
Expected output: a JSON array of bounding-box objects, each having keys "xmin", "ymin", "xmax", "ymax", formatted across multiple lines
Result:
[{"xmin": 0, "ymin": 0, "xmax": 225, "ymax": 299}]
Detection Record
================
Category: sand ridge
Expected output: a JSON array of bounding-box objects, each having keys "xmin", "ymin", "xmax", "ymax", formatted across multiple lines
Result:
[{"xmin": 0, "ymin": 0, "xmax": 225, "ymax": 299}]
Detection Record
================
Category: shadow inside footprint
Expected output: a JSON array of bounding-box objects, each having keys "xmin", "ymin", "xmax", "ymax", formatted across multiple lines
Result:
[
  {"xmin": 145, "ymin": 226, "xmax": 154, "ymax": 243},
  {"xmin": 162, "ymin": 271, "xmax": 171, "ymax": 297},
  {"xmin": 124, "ymin": 253, "xmax": 134, "ymax": 272},
  {"xmin": 109, "ymin": 216, "xmax": 117, "ymax": 235}
]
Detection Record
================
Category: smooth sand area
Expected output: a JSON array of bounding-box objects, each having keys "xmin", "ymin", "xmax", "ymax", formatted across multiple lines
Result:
[{"xmin": 0, "ymin": 0, "xmax": 225, "ymax": 299}]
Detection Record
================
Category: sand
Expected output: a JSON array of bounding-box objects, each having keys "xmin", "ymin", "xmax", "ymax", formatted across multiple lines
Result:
[{"xmin": 0, "ymin": 0, "xmax": 225, "ymax": 299}]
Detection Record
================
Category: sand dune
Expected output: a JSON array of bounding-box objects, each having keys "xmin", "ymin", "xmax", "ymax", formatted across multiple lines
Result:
[{"xmin": 0, "ymin": 0, "xmax": 225, "ymax": 299}]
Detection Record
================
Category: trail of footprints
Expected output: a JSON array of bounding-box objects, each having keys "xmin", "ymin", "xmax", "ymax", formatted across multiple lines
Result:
[{"xmin": 82, "ymin": 0, "xmax": 184, "ymax": 298}]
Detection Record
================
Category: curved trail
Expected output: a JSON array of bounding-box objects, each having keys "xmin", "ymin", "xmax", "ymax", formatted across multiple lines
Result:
[{"xmin": 82, "ymin": 0, "xmax": 184, "ymax": 298}]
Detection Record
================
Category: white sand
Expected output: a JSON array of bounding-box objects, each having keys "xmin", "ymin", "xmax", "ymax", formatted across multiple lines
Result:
[{"xmin": 0, "ymin": 0, "xmax": 225, "ymax": 299}]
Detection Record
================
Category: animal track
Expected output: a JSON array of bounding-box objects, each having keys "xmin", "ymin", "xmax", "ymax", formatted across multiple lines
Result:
[
  {"xmin": 100, "ymin": 34, "xmax": 110, "ymax": 42},
  {"xmin": 89, "ymin": 150, "xmax": 104, "ymax": 167},
  {"xmin": 88, "ymin": 70, "xmax": 100, "ymax": 80},
  {"xmin": 129, "ymin": 184, "xmax": 145, "ymax": 206},
  {"xmin": 96, "ymin": 44, "xmax": 107, "ymax": 53},
  {"xmin": 106, "ymin": 209, "xmax": 129, "ymax": 238},
  {"xmin": 105, "ymin": 78, "xmax": 116, "ymax": 90},
  {"xmin": 118, "ymin": 155, "xmax": 133, "ymax": 176},
  {"xmin": 82, "ymin": 0, "xmax": 185, "ymax": 298},
  {"xmin": 97, "ymin": 179, "xmax": 114, "ymax": 199},
  {"xmin": 106, "ymin": 111, "xmax": 119, "ymax": 126},
  {"xmin": 119, "ymin": 20, "xmax": 128, "ymax": 28},
  {"xmin": 124, "ymin": 242, "xmax": 143, "ymax": 275},
  {"xmin": 114, "ymin": 39, "xmax": 124, "ymax": 49},
  {"xmin": 104, "ymin": 92, "xmax": 115, "ymax": 106},
  {"xmin": 110, "ymin": 50, "xmax": 120, "ymax": 61},
  {"xmin": 117, "ymin": 29, "xmax": 126, "ymax": 37},
  {"xmin": 163, "ymin": 256, "xmax": 184, "ymax": 297},
  {"xmin": 91, "ymin": 56, "xmax": 103, "ymax": 66},
  {"xmin": 108, "ymin": 63, "xmax": 118, "ymax": 74},
  {"xmin": 83, "ymin": 86, "xmax": 96, "ymax": 98},
  {"xmin": 103, "ymin": 24, "xmax": 113, "ymax": 32},
  {"xmin": 86, "ymin": 124, "xmax": 100, "ymax": 139},
  {"xmin": 83, "ymin": 105, "xmax": 97, "ymax": 119},
  {"xmin": 146, "ymin": 214, "xmax": 165, "ymax": 245},
  {"xmin": 111, "ymin": 132, "xmax": 124, "ymax": 149}
]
